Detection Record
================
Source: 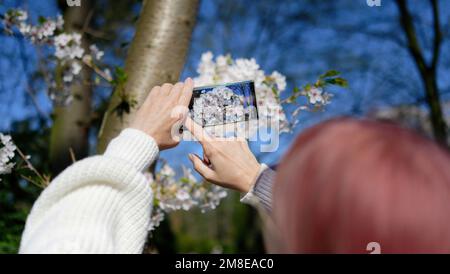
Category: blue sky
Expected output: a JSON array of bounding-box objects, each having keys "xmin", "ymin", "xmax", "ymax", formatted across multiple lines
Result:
[{"xmin": 1, "ymin": 0, "xmax": 450, "ymax": 172}]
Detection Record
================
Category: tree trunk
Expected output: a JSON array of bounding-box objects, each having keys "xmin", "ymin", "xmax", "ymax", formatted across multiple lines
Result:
[
  {"xmin": 97, "ymin": 0, "xmax": 199, "ymax": 153},
  {"xmin": 49, "ymin": 3, "xmax": 93, "ymax": 175}
]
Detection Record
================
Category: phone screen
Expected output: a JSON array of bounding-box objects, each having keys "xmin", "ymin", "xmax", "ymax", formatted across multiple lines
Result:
[{"xmin": 188, "ymin": 80, "xmax": 259, "ymax": 128}]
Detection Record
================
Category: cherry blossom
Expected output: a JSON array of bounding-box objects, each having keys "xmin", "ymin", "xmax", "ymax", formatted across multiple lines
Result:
[
  {"xmin": 193, "ymin": 52, "xmax": 290, "ymax": 132},
  {"xmin": 3, "ymin": 9, "xmax": 106, "ymax": 105},
  {"xmin": 89, "ymin": 45, "xmax": 104, "ymax": 61},
  {"xmin": 146, "ymin": 164, "xmax": 227, "ymax": 232},
  {"xmin": 193, "ymin": 52, "xmax": 345, "ymax": 133},
  {"xmin": 0, "ymin": 134, "xmax": 17, "ymax": 182},
  {"xmin": 308, "ymin": 87, "xmax": 324, "ymax": 104}
]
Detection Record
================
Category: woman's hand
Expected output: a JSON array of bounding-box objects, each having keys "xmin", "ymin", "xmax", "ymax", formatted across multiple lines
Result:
[
  {"xmin": 131, "ymin": 78, "xmax": 193, "ymax": 150},
  {"xmin": 185, "ymin": 118, "xmax": 261, "ymax": 193}
]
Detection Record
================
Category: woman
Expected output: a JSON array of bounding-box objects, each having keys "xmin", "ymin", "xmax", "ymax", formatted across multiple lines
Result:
[
  {"xmin": 187, "ymin": 118, "xmax": 450, "ymax": 253},
  {"xmin": 20, "ymin": 79, "xmax": 264, "ymax": 254},
  {"xmin": 21, "ymin": 79, "xmax": 450, "ymax": 253}
]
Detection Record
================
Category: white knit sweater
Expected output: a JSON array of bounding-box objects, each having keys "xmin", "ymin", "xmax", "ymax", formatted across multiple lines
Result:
[
  {"xmin": 19, "ymin": 128, "xmax": 273, "ymax": 254},
  {"xmin": 19, "ymin": 128, "xmax": 159, "ymax": 254}
]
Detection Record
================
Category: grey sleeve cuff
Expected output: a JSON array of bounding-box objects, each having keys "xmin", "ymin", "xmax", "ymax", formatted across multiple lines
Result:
[{"xmin": 240, "ymin": 164, "xmax": 275, "ymax": 212}]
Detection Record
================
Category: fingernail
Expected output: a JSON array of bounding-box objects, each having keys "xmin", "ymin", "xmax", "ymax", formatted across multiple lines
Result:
[
  {"xmin": 186, "ymin": 77, "xmax": 192, "ymax": 84},
  {"xmin": 188, "ymin": 153, "xmax": 194, "ymax": 161}
]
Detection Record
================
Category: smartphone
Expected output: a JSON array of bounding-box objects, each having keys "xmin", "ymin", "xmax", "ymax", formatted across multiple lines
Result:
[{"xmin": 188, "ymin": 80, "xmax": 259, "ymax": 128}]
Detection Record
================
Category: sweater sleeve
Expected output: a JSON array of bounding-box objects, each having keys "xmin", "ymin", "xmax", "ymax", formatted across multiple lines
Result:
[
  {"xmin": 240, "ymin": 164, "xmax": 276, "ymax": 212},
  {"xmin": 19, "ymin": 128, "xmax": 159, "ymax": 254}
]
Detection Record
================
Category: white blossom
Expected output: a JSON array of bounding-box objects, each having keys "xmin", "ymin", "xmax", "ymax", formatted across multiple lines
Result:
[
  {"xmin": 16, "ymin": 10, "xmax": 28, "ymax": 21},
  {"xmin": 18, "ymin": 22, "xmax": 31, "ymax": 34},
  {"xmin": 71, "ymin": 61, "xmax": 82, "ymax": 75},
  {"xmin": 227, "ymin": 58, "xmax": 265, "ymax": 86},
  {"xmin": 308, "ymin": 87, "xmax": 324, "ymax": 104},
  {"xmin": 89, "ymin": 45, "xmax": 104, "ymax": 61},
  {"xmin": 148, "ymin": 208, "xmax": 165, "ymax": 232},
  {"xmin": 182, "ymin": 166, "xmax": 198, "ymax": 183},
  {"xmin": 160, "ymin": 164, "xmax": 176, "ymax": 177},
  {"xmin": 216, "ymin": 55, "xmax": 228, "ymax": 68},
  {"xmin": 270, "ymin": 71, "xmax": 287, "ymax": 91},
  {"xmin": 56, "ymin": 15, "xmax": 64, "ymax": 30},
  {"xmin": 176, "ymin": 189, "xmax": 191, "ymax": 201},
  {"xmin": 54, "ymin": 33, "xmax": 84, "ymax": 60},
  {"xmin": 3, "ymin": 9, "xmax": 28, "ymax": 33},
  {"xmin": 4, "ymin": 10, "xmax": 58, "ymax": 43},
  {"xmin": 4, "ymin": 10, "xmax": 95, "ymax": 106},
  {"xmin": 146, "ymin": 164, "xmax": 227, "ymax": 232},
  {"xmin": 103, "ymin": 69, "xmax": 112, "ymax": 80},
  {"xmin": 63, "ymin": 73, "xmax": 73, "ymax": 83},
  {"xmin": 35, "ymin": 20, "xmax": 56, "ymax": 42},
  {"xmin": 0, "ymin": 133, "xmax": 17, "ymax": 181}
]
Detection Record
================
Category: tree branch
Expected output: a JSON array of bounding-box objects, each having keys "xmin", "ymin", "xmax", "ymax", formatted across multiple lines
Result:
[
  {"xmin": 395, "ymin": 0, "xmax": 428, "ymax": 74},
  {"xmin": 430, "ymin": 0, "xmax": 442, "ymax": 71}
]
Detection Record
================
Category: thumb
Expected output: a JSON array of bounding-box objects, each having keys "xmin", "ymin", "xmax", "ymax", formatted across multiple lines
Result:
[{"xmin": 188, "ymin": 153, "xmax": 218, "ymax": 182}]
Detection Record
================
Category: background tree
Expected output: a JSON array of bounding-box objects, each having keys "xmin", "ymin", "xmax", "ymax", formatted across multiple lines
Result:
[{"xmin": 49, "ymin": 1, "xmax": 93, "ymax": 174}]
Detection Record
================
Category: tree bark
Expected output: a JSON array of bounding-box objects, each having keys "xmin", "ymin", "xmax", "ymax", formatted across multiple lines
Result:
[
  {"xmin": 396, "ymin": 0, "xmax": 448, "ymax": 145},
  {"xmin": 49, "ymin": 3, "xmax": 93, "ymax": 175},
  {"xmin": 97, "ymin": 0, "xmax": 199, "ymax": 153}
]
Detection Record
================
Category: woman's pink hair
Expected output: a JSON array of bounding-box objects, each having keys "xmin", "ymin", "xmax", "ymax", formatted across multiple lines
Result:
[{"xmin": 273, "ymin": 118, "xmax": 450, "ymax": 253}]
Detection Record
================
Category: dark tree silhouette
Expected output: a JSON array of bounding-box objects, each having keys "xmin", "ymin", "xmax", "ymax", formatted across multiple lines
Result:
[{"xmin": 395, "ymin": 0, "xmax": 447, "ymax": 145}]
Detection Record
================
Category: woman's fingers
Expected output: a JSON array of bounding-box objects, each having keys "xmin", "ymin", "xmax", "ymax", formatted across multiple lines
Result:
[
  {"xmin": 203, "ymin": 152, "xmax": 211, "ymax": 166},
  {"xmin": 178, "ymin": 78, "xmax": 194, "ymax": 106},
  {"xmin": 143, "ymin": 86, "xmax": 161, "ymax": 108},
  {"xmin": 188, "ymin": 154, "xmax": 217, "ymax": 182},
  {"xmin": 170, "ymin": 82, "xmax": 184, "ymax": 100},
  {"xmin": 184, "ymin": 116, "xmax": 213, "ymax": 144},
  {"xmin": 160, "ymin": 83, "xmax": 173, "ymax": 96}
]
